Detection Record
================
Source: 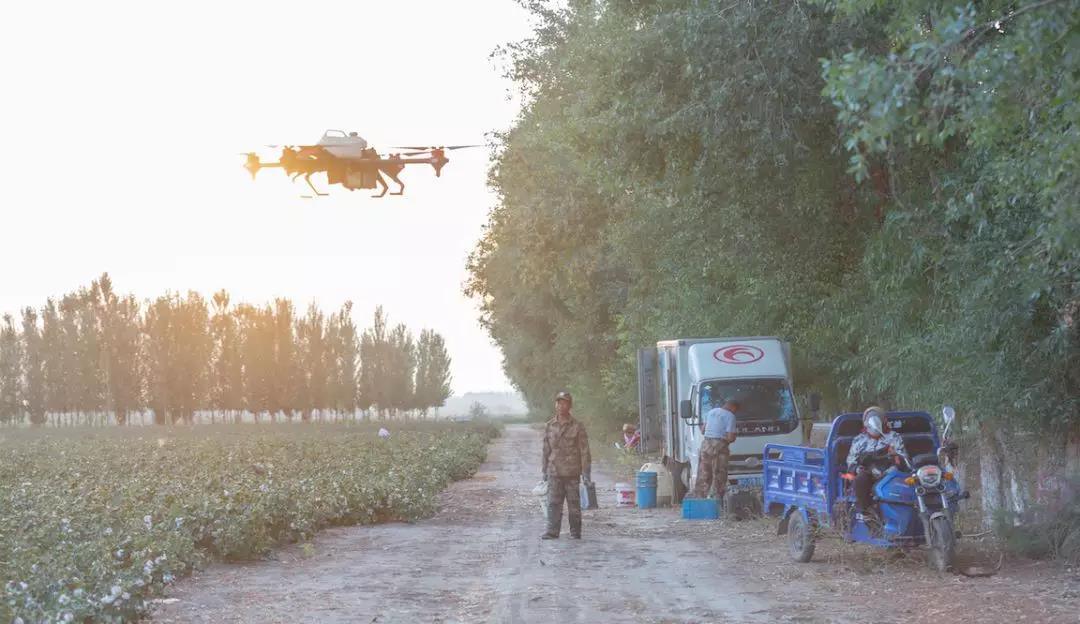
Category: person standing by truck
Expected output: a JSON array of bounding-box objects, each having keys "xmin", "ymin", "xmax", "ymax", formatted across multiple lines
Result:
[
  {"xmin": 541, "ymin": 391, "xmax": 592, "ymax": 540},
  {"xmin": 692, "ymin": 398, "xmax": 739, "ymax": 498}
]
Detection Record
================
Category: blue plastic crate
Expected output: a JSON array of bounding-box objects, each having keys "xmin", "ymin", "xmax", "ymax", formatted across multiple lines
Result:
[{"xmin": 682, "ymin": 498, "xmax": 719, "ymax": 520}]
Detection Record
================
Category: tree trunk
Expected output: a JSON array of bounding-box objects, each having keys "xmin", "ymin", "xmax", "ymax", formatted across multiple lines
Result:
[
  {"xmin": 1067, "ymin": 428, "xmax": 1080, "ymax": 477},
  {"xmin": 978, "ymin": 423, "xmax": 1006, "ymax": 529},
  {"xmin": 995, "ymin": 427, "xmax": 1032, "ymax": 520}
]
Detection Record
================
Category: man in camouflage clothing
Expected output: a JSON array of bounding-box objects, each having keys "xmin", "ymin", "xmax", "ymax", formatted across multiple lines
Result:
[{"xmin": 541, "ymin": 391, "xmax": 592, "ymax": 540}]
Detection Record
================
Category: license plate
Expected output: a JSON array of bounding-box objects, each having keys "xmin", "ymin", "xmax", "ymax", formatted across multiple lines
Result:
[{"xmin": 731, "ymin": 475, "xmax": 763, "ymax": 489}]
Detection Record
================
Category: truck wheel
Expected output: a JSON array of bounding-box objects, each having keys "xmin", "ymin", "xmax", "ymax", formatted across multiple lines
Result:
[
  {"xmin": 788, "ymin": 512, "xmax": 815, "ymax": 563},
  {"xmin": 927, "ymin": 516, "xmax": 956, "ymax": 572},
  {"xmin": 724, "ymin": 489, "xmax": 763, "ymax": 520},
  {"xmin": 670, "ymin": 461, "xmax": 688, "ymax": 504}
]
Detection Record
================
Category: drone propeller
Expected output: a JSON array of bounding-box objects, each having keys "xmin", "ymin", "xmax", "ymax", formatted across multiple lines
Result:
[{"xmin": 390, "ymin": 144, "xmax": 482, "ymax": 154}]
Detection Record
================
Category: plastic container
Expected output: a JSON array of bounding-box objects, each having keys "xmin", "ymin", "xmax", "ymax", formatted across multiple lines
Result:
[
  {"xmin": 682, "ymin": 497, "xmax": 719, "ymax": 520},
  {"xmin": 640, "ymin": 462, "xmax": 672, "ymax": 506},
  {"xmin": 636, "ymin": 471, "xmax": 658, "ymax": 509},
  {"xmin": 615, "ymin": 482, "xmax": 636, "ymax": 507}
]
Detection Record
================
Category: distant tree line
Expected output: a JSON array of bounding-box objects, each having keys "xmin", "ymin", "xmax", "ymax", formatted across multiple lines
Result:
[{"xmin": 0, "ymin": 274, "xmax": 453, "ymax": 425}]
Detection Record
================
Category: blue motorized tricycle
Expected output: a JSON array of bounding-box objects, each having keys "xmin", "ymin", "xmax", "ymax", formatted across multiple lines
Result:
[{"xmin": 763, "ymin": 407, "xmax": 969, "ymax": 571}]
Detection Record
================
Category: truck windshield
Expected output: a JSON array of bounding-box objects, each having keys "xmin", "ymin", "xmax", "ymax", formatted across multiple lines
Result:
[{"xmin": 699, "ymin": 379, "xmax": 796, "ymax": 423}]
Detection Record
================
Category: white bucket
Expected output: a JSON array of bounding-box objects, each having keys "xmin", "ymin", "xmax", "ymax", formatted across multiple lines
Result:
[{"xmin": 615, "ymin": 482, "xmax": 636, "ymax": 507}]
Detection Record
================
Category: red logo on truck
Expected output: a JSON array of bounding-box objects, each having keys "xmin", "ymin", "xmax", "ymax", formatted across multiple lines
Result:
[{"xmin": 713, "ymin": 345, "xmax": 765, "ymax": 364}]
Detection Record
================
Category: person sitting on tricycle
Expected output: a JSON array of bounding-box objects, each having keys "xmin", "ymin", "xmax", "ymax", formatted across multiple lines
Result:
[{"xmin": 845, "ymin": 406, "xmax": 911, "ymax": 524}]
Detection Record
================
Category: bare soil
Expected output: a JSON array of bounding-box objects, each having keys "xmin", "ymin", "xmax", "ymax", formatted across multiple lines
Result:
[{"xmin": 152, "ymin": 425, "xmax": 1079, "ymax": 623}]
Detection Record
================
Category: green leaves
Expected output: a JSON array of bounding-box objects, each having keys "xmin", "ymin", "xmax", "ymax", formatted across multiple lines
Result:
[
  {"xmin": 473, "ymin": 0, "xmax": 1077, "ymax": 433},
  {"xmin": 0, "ymin": 423, "xmax": 498, "ymax": 623}
]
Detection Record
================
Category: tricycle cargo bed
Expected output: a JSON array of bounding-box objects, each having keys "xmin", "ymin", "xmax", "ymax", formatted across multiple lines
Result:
[{"xmin": 762, "ymin": 444, "xmax": 828, "ymax": 518}]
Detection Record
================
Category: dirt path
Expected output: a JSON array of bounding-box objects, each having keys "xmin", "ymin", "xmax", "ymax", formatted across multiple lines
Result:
[{"xmin": 153, "ymin": 425, "xmax": 1079, "ymax": 624}]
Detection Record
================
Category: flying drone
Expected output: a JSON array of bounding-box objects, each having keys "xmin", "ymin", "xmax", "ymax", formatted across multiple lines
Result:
[{"xmin": 241, "ymin": 130, "xmax": 479, "ymax": 198}]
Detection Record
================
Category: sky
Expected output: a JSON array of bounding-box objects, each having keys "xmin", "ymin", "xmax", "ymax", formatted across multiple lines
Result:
[{"xmin": 0, "ymin": 0, "xmax": 536, "ymax": 393}]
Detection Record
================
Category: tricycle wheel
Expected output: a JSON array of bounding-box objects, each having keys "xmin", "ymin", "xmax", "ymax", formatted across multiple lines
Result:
[
  {"xmin": 788, "ymin": 512, "xmax": 815, "ymax": 563},
  {"xmin": 927, "ymin": 516, "xmax": 956, "ymax": 572}
]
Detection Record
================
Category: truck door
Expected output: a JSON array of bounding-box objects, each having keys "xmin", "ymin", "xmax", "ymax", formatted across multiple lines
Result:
[
  {"xmin": 636, "ymin": 347, "xmax": 660, "ymax": 453},
  {"xmin": 658, "ymin": 345, "xmax": 680, "ymax": 461}
]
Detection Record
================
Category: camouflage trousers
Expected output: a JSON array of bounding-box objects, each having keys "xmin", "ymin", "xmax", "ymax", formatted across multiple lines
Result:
[
  {"xmin": 692, "ymin": 438, "xmax": 731, "ymax": 499},
  {"xmin": 546, "ymin": 476, "xmax": 582, "ymax": 537}
]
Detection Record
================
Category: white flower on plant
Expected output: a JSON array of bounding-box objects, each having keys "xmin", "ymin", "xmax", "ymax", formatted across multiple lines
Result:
[
  {"xmin": 101, "ymin": 595, "xmax": 115, "ymax": 605},
  {"xmin": 174, "ymin": 517, "xmax": 184, "ymax": 529},
  {"xmin": 58, "ymin": 594, "xmax": 69, "ymax": 605},
  {"xmin": 104, "ymin": 527, "xmax": 113, "ymax": 536},
  {"xmin": 121, "ymin": 592, "xmax": 130, "ymax": 600},
  {"xmin": 111, "ymin": 585, "xmax": 122, "ymax": 596},
  {"xmin": 19, "ymin": 581, "xmax": 27, "ymax": 590},
  {"xmin": 260, "ymin": 483, "xmax": 269, "ymax": 493},
  {"xmin": 63, "ymin": 612, "xmax": 74, "ymax": 623},
  {"xmin": 143, "ymin": 560, "xmax": 154, "ymax": 575},
  {"xmin": 143, "ymin": 515, "xmax": 153, "ymax": 530},
  {"xmin": 73, "ymin": 589, "xmax": 84, "ymax": 598}
]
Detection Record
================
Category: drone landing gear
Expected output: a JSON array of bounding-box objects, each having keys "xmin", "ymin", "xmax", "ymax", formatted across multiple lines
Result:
[
  {"xmin": 372, "ymin": 170, "xmax": 405, "ymax": 198},
  {"xmin": 296, "ymin": 172, "xmax": 327, "ymax": 197},
  {"xmin": 373, "ymin": 171, "xmax": 403, "ymax": 195}
]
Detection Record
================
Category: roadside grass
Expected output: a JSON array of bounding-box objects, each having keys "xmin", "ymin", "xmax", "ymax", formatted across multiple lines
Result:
[{"xmin": 0, "ymin": 422, "xmax": 499, "ymax": 623}]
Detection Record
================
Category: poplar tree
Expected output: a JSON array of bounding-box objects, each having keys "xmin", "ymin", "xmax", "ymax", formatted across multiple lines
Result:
[
  {"xmin": 359, "ymin": 306, "xmax": 390, "ymax": 418},
  {"xmin": 272, "ymin": 298, "xmax": 300, "ymax": 420},
  {"xmin": 20, "ymin": 308, "xmax": 46, "ymax": 425},
  {"xmin": 0, "ymin": 314, "xmax": 22, "ymax": 424},
  {"xmin": 295, "ymin": 302, "xmax": 327, "ymax": 421},
  {"xmin": 209, "ymin": 290, "xmax": 243, "ymax": 423}
]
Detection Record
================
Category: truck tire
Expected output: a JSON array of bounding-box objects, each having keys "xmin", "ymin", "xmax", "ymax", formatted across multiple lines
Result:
[
  {"xmin": 927, "ymin": 515, "xmax": 956, "ymax": 573},
  {"xmin": 670, "ymin": 460, "xmax": 689, "ymax": 504},
  {"xmin": 724, "ymin": 489, "xmax": 763, "ymax": 521},
  {"xmin": 788, "ymin": 512, "xmax": 815, "ymax": 563}
]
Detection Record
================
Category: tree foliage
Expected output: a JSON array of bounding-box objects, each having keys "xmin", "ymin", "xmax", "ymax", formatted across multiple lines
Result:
[{"xmin": 468, "ymin": 0, "xmax": 1078, "ymax": 435}]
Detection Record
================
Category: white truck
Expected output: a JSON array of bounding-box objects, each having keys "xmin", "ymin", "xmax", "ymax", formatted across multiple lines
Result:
[{"xmin": 637, "ymin": 336, "xmax": 803, "ymax": 504}]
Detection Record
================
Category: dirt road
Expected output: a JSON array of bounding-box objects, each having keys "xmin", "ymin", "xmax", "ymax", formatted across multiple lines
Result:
[{"xmin": 153, "ymin": 425, "xmax": 1078, "ymax": 624}]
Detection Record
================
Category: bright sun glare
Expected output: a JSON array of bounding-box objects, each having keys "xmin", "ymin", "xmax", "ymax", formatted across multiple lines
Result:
[{"xmin": 0, "ymin": 0, "xmax": 533, "ymax": 393}]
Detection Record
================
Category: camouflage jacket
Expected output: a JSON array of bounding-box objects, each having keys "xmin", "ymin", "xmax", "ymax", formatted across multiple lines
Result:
[
  {"xmin": 542, "ymin": 415, "xmax": 591, "ymax": 478},
  {"xmin": 846, "ymin": 431, "xmax": 911, "ymax": 471}
]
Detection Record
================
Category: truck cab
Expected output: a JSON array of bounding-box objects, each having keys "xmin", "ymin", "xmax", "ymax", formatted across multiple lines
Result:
[{"xmin": 638, "ymin": 337, "xmax": 802, "ymax": 502}]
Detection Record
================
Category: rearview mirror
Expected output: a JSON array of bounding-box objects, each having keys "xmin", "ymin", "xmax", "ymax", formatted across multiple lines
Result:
[
  {"xmin": 809, "ymin": 392, "xmax": 821, "ymax": 413},
  {"xmin": 679, "ymin": 399, "xmax": 693, "ymax": 420}
]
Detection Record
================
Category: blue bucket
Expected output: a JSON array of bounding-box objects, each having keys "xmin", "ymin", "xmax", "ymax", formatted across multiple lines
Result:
[{"xmin": 636, "ymin": 471, "xmax": 657, "ymax": 509}]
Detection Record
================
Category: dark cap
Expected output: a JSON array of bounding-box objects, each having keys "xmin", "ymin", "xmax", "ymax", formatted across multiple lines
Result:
[{"xmin": 555, "ymin": 391, "xmax": 573, "ymax": 404}]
